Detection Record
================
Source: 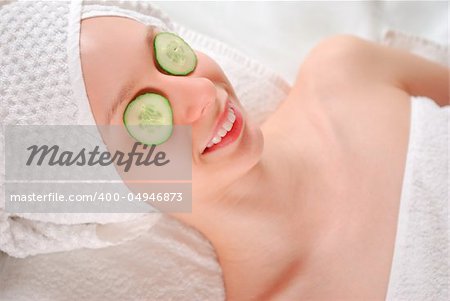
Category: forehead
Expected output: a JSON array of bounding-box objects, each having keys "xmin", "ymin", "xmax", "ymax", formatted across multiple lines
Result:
[
  {"xmin": 80, "ymin": 16, "xmax": 157, "ymax": 124},
  {"xmin": 81, "ymin": 16, "xmax": 154, "ymax": 56}
]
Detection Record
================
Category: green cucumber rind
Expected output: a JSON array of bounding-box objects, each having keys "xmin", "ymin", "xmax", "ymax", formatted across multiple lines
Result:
[
  {"xmin": 123, "ymin": 93, "xmax": 173, "ymax": 146},
  {"xmin": 153, "ymin": 32, "xmax": 198, "ymax": 76}
]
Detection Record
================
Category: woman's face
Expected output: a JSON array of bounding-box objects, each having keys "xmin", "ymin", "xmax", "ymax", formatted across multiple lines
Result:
[{"xmin": 80, "ymin": 16, "xmax": 263, "ymax": 204}]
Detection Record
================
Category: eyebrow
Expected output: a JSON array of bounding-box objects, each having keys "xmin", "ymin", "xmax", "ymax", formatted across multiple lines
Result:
[
  {"xmin": 107, "ymin": 26, "xmax": 155, "ymax": 123},
  {"xmin": 106, "ymin": 79, "xmax": 136, "ymax": 123}
]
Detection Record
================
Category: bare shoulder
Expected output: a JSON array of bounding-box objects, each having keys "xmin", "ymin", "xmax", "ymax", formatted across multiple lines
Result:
[
  {"xmin": 293, "ymin": 35, "xmax": 400, "ymax": 97},
  {"xmin": 293, "ymin": 34, "xmax": 449, "ymax": 106},
  {"xmin": 267, "ymin": 35, "xmax": 412, "ymax": 141},
  {"xmin": 300, "ymin": 35, "xmax": 378, "ymax": 74},
  {"xmin": 276, "ymin": 35, "xmax": 412, "ymax": 184},
  {"xmin": 285, "ymin": 35, "xmax": 411, "ymax": 130},
  {"xmin": 292, "ymin": 34, "xmax": 411, "ymax": 139}
]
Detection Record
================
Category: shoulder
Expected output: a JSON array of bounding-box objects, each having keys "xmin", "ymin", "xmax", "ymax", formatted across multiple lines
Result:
[
  {"xmin": 290, "ymin": 35, "xmax": 410, "ymax": 105},
  {"xmin": 300, "ymin": 35, "xmax": 380, "ymax": 75},
  {"xmin": 295, "ymin": 35, "xmax": 385, "ymax": 92},
  {"xmin": 283, "ymin": 35, "xmax": 411, "ymax": 146}
]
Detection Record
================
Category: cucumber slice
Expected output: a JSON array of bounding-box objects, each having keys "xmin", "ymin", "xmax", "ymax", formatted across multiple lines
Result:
[
  {"xmin": 123, "ymin": 93, "xmax": 173, "ymax": 145},
  {"xmin": 154, "ymin": 32, "xmax": 197, "ymax": 76}
]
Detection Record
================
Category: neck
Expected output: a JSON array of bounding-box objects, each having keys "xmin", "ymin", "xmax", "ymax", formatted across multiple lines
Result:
[
  {"xmin": 186, "ymin": 104, "xmax": 343, "ymax": 300},
  {"xmin": 193, "ymin": 136, "xmax": 333, "ymax": 300}
]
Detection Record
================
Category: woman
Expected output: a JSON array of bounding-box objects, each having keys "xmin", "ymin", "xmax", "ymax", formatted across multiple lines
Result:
[
  {"xmin": 1, "ymin": 1, "xmax": 448, "ymax": 300},
  {"xmin": 80, "ymin": 16, "xmax": 448, "ymax": 300}
]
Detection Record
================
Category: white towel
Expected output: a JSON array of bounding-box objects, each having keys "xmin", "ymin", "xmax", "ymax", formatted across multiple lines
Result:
[
  {"xmin": 385, "ymin": 96, "xmax": 449, "ymax": 301},
  {"xmin": 0, "ymin": 215, "xmax": 225, "ymax": 301},
  {"xmin": 382, "ymin": 29, "xmax": 449, "ymax": 301}
]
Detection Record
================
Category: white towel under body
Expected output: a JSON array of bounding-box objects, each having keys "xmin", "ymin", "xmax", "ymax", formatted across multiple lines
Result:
[{"xmin": 386, "ymin": 96, "xmax": 449, "ymax": 301}]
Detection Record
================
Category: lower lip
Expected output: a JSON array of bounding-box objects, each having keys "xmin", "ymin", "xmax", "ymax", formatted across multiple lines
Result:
[{"xmin": 202, "ymin": 104, "xmax": 244, "ymax": 155}]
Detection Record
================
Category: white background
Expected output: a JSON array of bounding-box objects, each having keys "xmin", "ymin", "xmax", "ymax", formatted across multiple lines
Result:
[{"xmin": 155, "ymin": 1, "xmax": 448, "ymax": 83}]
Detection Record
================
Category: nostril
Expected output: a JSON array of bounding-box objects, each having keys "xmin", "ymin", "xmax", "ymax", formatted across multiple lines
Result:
[{"xmin": 184, "ymin": 100, "xmax": 212, "ymax": 124}]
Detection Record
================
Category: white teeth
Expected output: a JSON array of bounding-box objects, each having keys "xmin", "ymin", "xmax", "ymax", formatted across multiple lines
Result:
[
  {"xmin": 227, "ymin": 110, "xmax": 236, "ymax": 123},
  {"xmin": 212, "ymin": 136, "xmax": 222, "ymax": 144},
  {"xmin": 218, "ymin": 128, "xmax": 227, "ymax": 137},
  {"xmin": 223, "ymin": 120, "xmax": 233, "ymax": 131},
  {"xmin": 205, "ymin": 106, "xmax": 237, "ymax": 150}
]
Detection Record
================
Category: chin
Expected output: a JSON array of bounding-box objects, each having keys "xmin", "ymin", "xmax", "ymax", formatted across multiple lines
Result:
[
  {"xmin": 192, "ymin": 117, "xmax": 264, "ymax": 201},
  {"xmin": 235, "ymin": 120, "xmax": 264, "ymax": 173},
  {"xmin": 218, "ymin": 116, "xmax": 264, "ymax": 184}
]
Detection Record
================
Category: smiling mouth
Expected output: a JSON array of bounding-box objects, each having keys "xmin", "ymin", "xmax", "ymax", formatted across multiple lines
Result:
[
  {"xmin": 206, "ymin": 106, "xmax": 236, "ymax": 147},
  {"xmin": 202, "ymin": 101, "xmax": 243, "ymax": 154}
]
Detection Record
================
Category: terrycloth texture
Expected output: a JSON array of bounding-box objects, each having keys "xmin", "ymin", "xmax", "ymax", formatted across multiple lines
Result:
[
  {"xmin": 0, "ymin": 0, "xmax": 96, "ymax": 124},
  {"xmin": 382, "ymin": 29, "xmax": 449, "ymax": 67},
  {"xmin": 0, "ymin": 0, "xmax": 290, "ymax": 258},
  {"xmin": 0, "ymin": 0, "xmax": 163, "ymax": 258},
  {"xmin": 383, "ymin": 29, "xmax": 449, "ymax": 300},
  {"xmin": 382, "ymin": 29, "xmax": 449, "ymax": 300},
  {"xmin": 0, "ymin": 215, "xmax": 225, "ymax": 301},
  {"xmin": 385, "ymin": 97, "xmax": 449, "ymax": 301}
]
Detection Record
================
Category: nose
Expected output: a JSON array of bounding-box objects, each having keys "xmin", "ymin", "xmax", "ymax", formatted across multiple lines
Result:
[{"xmin": 161, "ymin": 75, "xmax": 216, "ymax": 125}]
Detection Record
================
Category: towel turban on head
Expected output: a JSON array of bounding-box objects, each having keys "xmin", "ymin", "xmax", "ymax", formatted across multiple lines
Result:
[
  {"xmin": 0, "ymin": 0, "xmax": 177, "ymax": 258},
  {"xmin": 0, "ymin": 0, "xmax": 175, "ymax": 127}
]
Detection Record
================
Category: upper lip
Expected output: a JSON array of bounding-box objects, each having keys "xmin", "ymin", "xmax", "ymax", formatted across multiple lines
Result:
[{"xmin": 201, "ymin": 98, "xmax": 231, "ymax": 153}]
